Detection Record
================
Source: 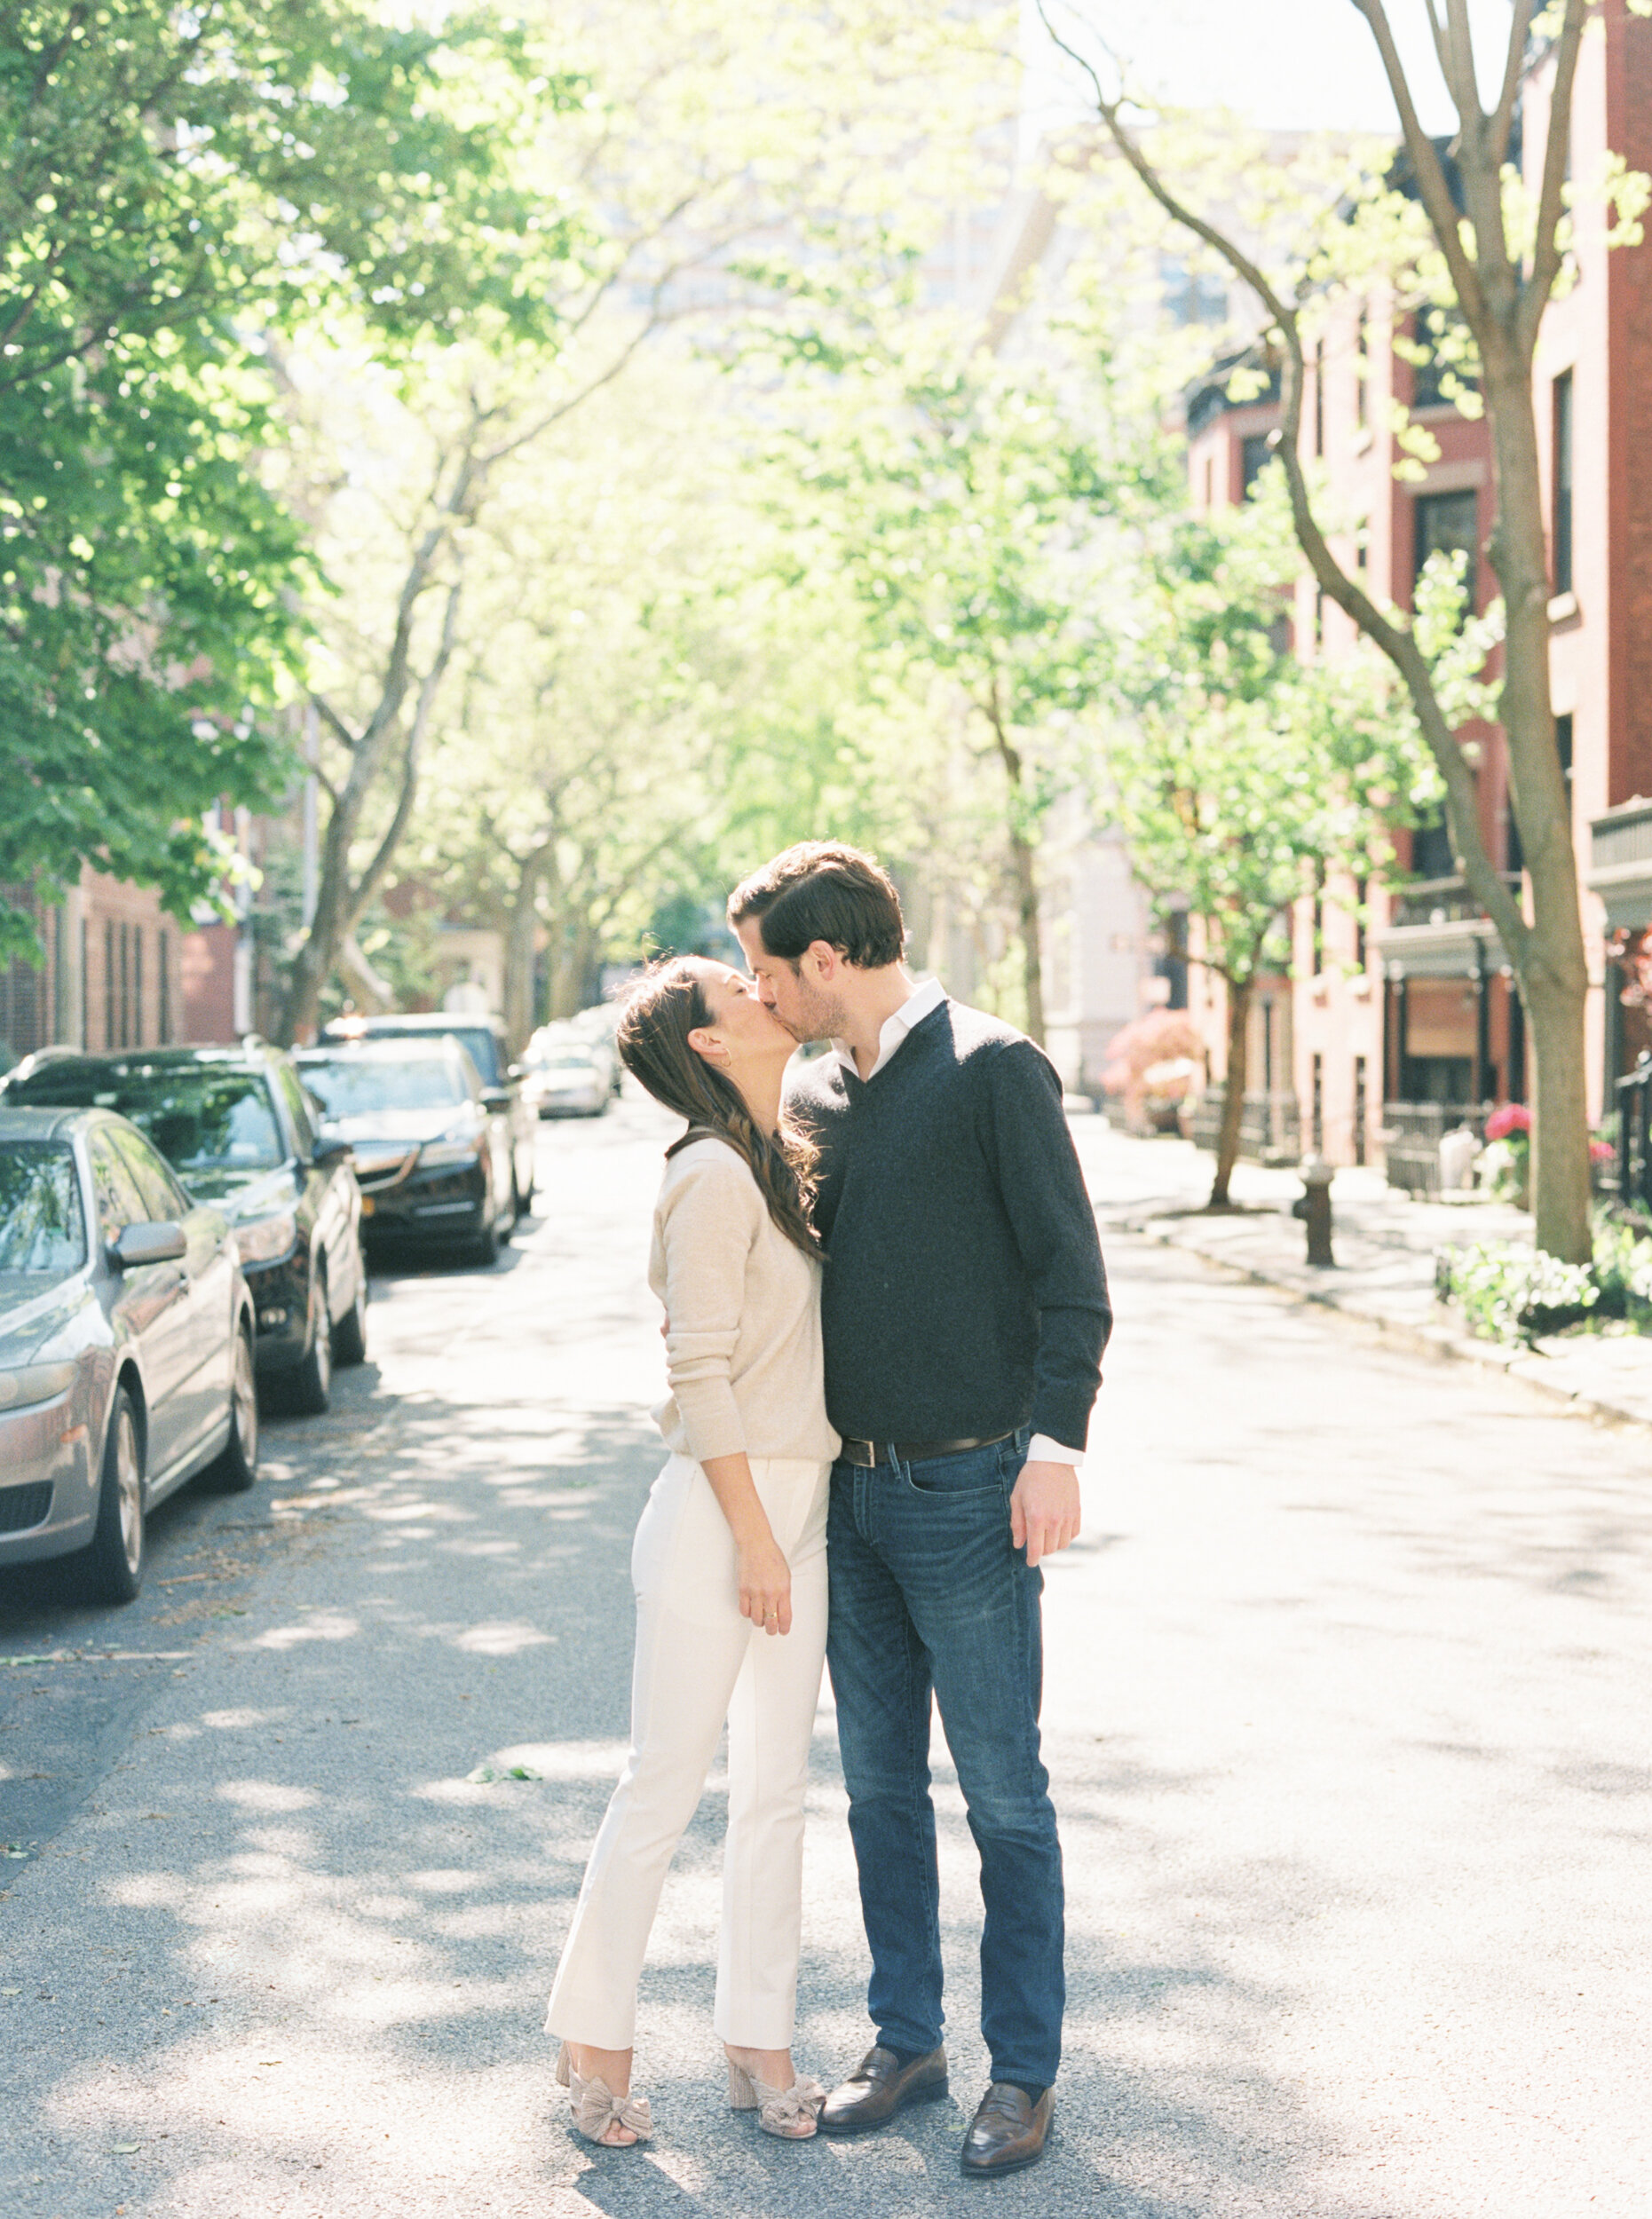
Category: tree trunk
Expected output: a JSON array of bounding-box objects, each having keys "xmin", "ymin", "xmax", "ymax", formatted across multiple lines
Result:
[
  {"xmin": 1210, "ymin": 975, "xmax": 1252, "ymax": 1209},
  {"xmin": 1480, "ymin": 348, "xmax": 1593, "ymax": 1260},
  {"xmin": 1008, "ymin": 823, "xmax": 1046, "ymax": 1047},
  {"xmin": 502, "ymin": 846, "xmax": 554, "ymax": 1054}
]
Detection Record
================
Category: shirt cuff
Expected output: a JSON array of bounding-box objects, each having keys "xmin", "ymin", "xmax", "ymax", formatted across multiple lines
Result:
[{"xmin": 1028, "ymin": 1432, "xmax": 1083, "ymax": 1471}]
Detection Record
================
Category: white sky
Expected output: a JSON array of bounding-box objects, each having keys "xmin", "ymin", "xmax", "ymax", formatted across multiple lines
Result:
[{"xmin": 1025, "ymin": 1, "xmax": 1521, "ymax": 136}]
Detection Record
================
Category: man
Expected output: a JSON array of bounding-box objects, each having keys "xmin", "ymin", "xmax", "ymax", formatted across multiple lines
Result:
[{"xmin": 729, "ymin": 841, "xmax": 1111, "ymax": 2180}]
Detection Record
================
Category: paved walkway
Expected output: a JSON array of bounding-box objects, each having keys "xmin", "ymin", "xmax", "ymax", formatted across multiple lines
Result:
[
  {"xmin": 2, "ymin": 1097, "xmax": 1649, "ymax": 2219},
  {"xmin": 1070, "ymin": 1117, "xmax": 1652, "ymax": 1432}
]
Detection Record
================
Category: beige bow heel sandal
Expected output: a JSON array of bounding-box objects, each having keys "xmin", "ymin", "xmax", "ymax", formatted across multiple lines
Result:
[
  {"xmin": 556, "ymin": 2041, "xmax": 652, "ymax": 2147},
  {"xmin": 726, "ymin": 2057, "xmax": 826, "ymax": 2140}
]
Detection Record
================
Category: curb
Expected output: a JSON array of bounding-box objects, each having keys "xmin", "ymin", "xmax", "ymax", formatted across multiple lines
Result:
[{"xmin": 1115, "ymin": 1212, "xmax": 1652, "ymax": 1434}]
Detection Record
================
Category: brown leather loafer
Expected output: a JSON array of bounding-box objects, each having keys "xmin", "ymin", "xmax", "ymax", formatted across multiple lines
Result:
[
  {"xmin": 960, "ymin": 2083, "xmax": 1054, "ymax": 2176},
  {"xmin": 818, "ymin": 2044, "xmax": 948, "ymax": 2136}
]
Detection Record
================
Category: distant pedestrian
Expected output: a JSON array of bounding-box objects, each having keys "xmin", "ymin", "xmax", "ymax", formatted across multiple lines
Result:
[
  {"xmin": 544, "ymin": 956, "xmax": 837, "ymax": 2148},
  {"xmin": 730, "ymin": 841, "xmax": 1111, "ymax": 2180}
]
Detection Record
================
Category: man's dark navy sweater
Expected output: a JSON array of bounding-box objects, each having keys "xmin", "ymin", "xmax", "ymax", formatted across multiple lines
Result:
[{"xmin": 789, "ymin": 997, "xmax": 1111, "ymax": 1452}]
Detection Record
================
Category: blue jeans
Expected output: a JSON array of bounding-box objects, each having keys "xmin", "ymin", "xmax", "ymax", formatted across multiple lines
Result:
[{"xmin": 826, "ymin": 1425, "xmax": 1063, "ymax": 2089}]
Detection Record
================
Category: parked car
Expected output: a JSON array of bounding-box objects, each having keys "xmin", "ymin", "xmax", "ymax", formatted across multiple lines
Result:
[
  {"xmin": 296, "ymin": 1039, "xmax": 516, "ymax": 1265},
  {"xmin": 320, "ymin": 1013, "xmax": 535, "ymax": 1216},
  {"xmin": 0, "ymin": 1107, "xmax": 258, "ymax": 1603},
  {"xmin": 567, "ymin": 1002, "xmax": 625, "ymax": 1095},
  {"xmin": 2, "ymin": 1042, "xmax": 367, "ymax": 1414},
  {"xmin": 520, "ymin": 1038, "xmax": 610, "ymax": 1118}
]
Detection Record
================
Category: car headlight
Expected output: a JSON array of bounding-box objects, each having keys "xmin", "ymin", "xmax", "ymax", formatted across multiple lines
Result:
[
  {"xmin": 418, "ymin": 1138, "xmax": 482, "ymax": 1169},
  {"xmin": 234, "ymin": 1209, "xmax": 298, "ymax": 1266},
  {"xmin": 0, "ymin": 1362, "xmax": 78, "ymax": 1413}
]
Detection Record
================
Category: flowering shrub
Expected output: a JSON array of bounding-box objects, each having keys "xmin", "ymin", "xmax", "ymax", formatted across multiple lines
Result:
[
  {"xmin": 1590, "ymin": 1138, "xmax": 1616, "ymax": 1165},
  {"xmin": 1436, "ymin": 1215, "xmax": 1652, "ymax": 1343},
  {"xmin": 1483, "ymin": 1102, "xmax": 1532, "ymax": 1142},
  {"xmin": 1101, "ymin": 1009, "xmax": 1204, "ymax": 1125}
]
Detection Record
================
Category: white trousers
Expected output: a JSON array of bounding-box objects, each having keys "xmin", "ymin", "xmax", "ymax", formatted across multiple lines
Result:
[{"xmin": 546, "ymin": 1451, "xmax": 830, "ymax": 2051}]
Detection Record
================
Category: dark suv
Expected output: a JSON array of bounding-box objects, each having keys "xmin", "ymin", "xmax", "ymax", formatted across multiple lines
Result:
[
  {"xmin": 1, "ymin": 1042, "xmax": 367, "ymax": 1413},
  {"xmin": 320, "ymin": 1013, "xmax": 536, "ymax": 1218}
]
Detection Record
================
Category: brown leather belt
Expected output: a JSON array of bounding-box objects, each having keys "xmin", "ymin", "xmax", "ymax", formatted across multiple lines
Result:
[{"xmin": 841, "ymin": 1432, "xmax": 1014, "ymax": 1469}]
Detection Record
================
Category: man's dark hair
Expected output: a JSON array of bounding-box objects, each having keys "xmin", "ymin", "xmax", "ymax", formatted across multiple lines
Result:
[{"xmin": 728, "ymin": 841, "xmax": 905, "ymax": 969}]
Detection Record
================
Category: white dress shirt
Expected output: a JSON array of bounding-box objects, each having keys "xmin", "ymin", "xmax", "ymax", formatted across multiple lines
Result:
[{"xmin": 833, "ymin": 977, "xmax": 1084, "ymax": 1473}]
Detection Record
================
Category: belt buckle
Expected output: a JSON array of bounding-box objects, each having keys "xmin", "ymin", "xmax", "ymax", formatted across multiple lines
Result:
[{"xmin": 844, "ymin": 1437, "xmax": 878, "ymax": 1468}]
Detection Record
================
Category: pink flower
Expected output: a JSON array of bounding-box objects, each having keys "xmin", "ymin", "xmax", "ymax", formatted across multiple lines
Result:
[
  {"xmin": 1590, "ymin": 1138, "xmax": 1616, "ymax": 1164},
  {"xmin": 1485, "ymin": 1102, "xmax": 1533, "ymax": 1141}
]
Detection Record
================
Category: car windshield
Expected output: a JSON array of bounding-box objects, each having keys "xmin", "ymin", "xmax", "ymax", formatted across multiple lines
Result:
[
  {"xmin": 343, "ymin": 1023, "xmax": 501, "ymax": 1086},
  {"xmin": 538, "ymin": 1051, "xmax": 599, "ymax": 1071},
  {"xmin": 0, "ymin": 1142, "xmax": 87, "ymax": 1276},
  {"xmin": 6, "ymin": 1065, "xmax": 284, "ymax": 1175},
  {"xmin": 300, "ymin": 1055, "xmax": 467, "ymax": 1115}
]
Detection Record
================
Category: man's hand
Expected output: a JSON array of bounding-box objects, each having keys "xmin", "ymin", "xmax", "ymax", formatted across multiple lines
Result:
[{"xmin": 1009, "ymin": 1460, "xmax": 1082, "ymax": 1568}]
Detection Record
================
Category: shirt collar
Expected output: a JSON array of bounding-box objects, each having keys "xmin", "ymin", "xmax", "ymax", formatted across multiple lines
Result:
[{"xmin": 833, "ymin": 975, "xmax": 945, "ymax": 1081}]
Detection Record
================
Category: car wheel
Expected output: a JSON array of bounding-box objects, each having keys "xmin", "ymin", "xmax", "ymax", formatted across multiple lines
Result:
[
  {"xmin": 514, "ymin": 1163, "xmax": 534, "ymax": 1218},
  {"xmin": 209, "ymin": 1324, "xmax": 260, "ymax": 1492},
  {"xmin": 286, "ymin": 1265, "xmax": 333, "ymax": 1415},
  {"xmin": 332, "ymin": 1251, "xmax": 368, "ymax": 1366},
  {"xmin": 468, "ymin": 1191, "xmax": 501, "ymax": 1267},
  {"xmin": 76, "ymin": 1386, "xmax": 146, "ymax": 1605}
]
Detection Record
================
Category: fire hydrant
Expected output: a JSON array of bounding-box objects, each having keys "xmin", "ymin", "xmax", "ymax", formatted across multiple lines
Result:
[{"xmin": 1292, "ymin": 1156, "xmax": 1335, "ymax": 1267}]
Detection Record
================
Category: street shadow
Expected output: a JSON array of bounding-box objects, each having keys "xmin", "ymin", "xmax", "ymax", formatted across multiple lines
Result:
[{"xmin": 2, "ymin": 1359, "xmax": 1405, "ymax": 2219}]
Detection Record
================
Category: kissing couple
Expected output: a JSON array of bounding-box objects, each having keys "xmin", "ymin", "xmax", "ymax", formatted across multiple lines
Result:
[{"xmin": 545, "ymin": 841, "xmax": 1111, "ymax": 2180}]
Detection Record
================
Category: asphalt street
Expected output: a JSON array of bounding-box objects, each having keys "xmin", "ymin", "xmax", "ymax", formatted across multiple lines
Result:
[{"xmin": 2, "ymin": 1095, "xmax": 1648, "ymax": 2219}]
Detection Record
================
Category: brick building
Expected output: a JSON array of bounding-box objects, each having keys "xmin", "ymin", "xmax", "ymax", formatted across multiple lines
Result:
[
  {"xmin": 0, "ymin": 867, "xmax": 185, "ymax": 1070},
  {"xmin": 1183, "ymin": 3, "xmax": 1652, "ymax": 1180}
]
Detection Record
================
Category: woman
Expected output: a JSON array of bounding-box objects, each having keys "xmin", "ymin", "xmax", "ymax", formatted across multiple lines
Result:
[{"xmin": 545, "ymin": 958, "xmax": 839, "ymax": 2148}]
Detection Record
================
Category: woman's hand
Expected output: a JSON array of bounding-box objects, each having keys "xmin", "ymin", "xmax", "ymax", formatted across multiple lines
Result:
[
  {"xmin": 737, "ymin": 1532, "xmax": 793, "ymax": 1636},
  {"xmin": 699, "ymin": 1451, "xmax": 791, "ymax": 1635}
]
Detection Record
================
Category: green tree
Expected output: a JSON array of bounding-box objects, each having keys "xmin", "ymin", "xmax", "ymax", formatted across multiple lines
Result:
[
  {"xmin": 0, "ymin": 1, "xmax": 579, "ymax": 958},
  {"xmin": 1042, "ymin": 0, "xmax": 1652, "ymax": 1260},
  {"xmin": 774, "ymin": 347, "xmax": 1111, "ymax": 1042},
  {"xmin": 1107, "ymin": 483, "xmax": 1459, "ymax": 1206}
]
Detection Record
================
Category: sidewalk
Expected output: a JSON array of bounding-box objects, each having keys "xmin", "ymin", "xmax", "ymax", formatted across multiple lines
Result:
[{"xmin": 1069, "ymin": 1113, "xmax": 1652, "ymax": 1432}]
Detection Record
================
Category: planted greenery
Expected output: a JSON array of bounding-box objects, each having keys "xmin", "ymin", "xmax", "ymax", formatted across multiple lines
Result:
[{"xmin": 1436, "ymin": 1215, "xmax": 1652, "ymax": 1345}]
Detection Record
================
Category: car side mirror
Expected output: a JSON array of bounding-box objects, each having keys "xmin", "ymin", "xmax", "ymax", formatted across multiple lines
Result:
[
  {"xmin": 112, "ymin": 1220, "xmax": 187, "ymax": 1270},
  {"xmin": 481, "ymin": 1087, "xmax": 511, "ymax": 1115},
  {"xmin": 312, "ymin": 1135, "xmax": 353, "ymax": 1170}
]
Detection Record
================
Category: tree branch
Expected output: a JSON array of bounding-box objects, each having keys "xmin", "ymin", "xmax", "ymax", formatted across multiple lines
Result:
[
  {"xmin": 1041, "ymin": 0, "xmax": 1529, "ymax": 965},
  {"xmin": 1490, "ymin": 0, "xmax": 1536, "ymax": 165},
  {"xmin": 1347, "ymin": 0, "xmax": 1489, "ymax": 325},
  {"xmin": 1522, "ymin": 0, "xmax": 1590, "ymax": 355}
]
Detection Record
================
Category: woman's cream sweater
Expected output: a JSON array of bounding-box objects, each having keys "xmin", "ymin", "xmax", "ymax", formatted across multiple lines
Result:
[{"xmin": 649, "ymin": 1134, "xmax": 840, "ymax": 1466}]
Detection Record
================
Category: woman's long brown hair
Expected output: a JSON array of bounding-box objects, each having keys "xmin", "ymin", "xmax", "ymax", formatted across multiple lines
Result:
[{"xmin": 615, "ymin": 958, "xmax": 822, "ymax": 1260}]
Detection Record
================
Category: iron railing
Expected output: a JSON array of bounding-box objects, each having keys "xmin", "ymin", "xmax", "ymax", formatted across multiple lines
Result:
[
  {"xmin": 1382, "ymin": 1101, "xmax": 1492, "ymax": 1196},
  {"xmin": 1616, "ymin": 1056, "xmax": 1652, "ymax": 1215},
  {"xmin": 1188, "ymin": 1085, "xmax": 1301, "ymax": 1165}
]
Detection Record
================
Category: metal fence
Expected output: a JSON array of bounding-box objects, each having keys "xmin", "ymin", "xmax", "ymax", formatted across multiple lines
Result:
[
  {"xmin": 1617, "ymin": 1058, "xmax": 1652, "ymax": 1215},
  {"xmin": 1188, "ymin": 1086, "xmax": 1302, "ymax": 1165},
  {"xmin": 1382, "ymin": 1102, "xmax": 1491, "ymax": 1196}
]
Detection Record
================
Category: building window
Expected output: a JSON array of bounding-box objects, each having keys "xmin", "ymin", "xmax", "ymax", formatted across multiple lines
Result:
[
  {"xmin": 1356, "ymin": 308, "xmax": 1369, "ymax": 428},
  {"xmin": 104, "ymin": 920, "xmax": 115, "ymax": 1048},
  {"xmin": 1553, "ymin": 369, "xmax": 1573, "ymax": 595},
  {"xmin": 1314, "ymin": 336, "xmax": 1324, "ymax": 457},
  {"xmin": 132, "ymin": 928, "xmax": 144, "ymax": 1047},
  {"xmin": 1413, "ymin": 812, "xmax": 1456, "ymax": 879},
  {"xmin": 1311, "ymin": 1052, "xmax": 1324, "ymax": 1154},
  {"xmin": 1310, "ymin": 872, "xmax": 1324, "ymax": 976},
  {"xmin": 1159, "ymin": 255, "xmax": 1227, "ymax": 328},
  {"xmin": 1414, "ymin": 487, "xmax": 1478, "ymax": 613},
  {"xmin": 1355, "ymin": 876, "xmax": 1369, "ymax": 968},
  {"xmin": 119, "ymin": 922, "xmax": 130, "ymax": 1047},
  {"xmin": 1241, "ymin": 433, "xmax": 1272, "ymax": 499},
  {"xmin": 1314, "ymin": 584, "xmax": 1325, "ymax": 647},
  {"xmin": 158, "ymin": 930, "xmax": 170, "ymax": 1043},
  {"xmin": 1353, "ymin": 1054, "xmax": 1368, "ymax": 1165}
]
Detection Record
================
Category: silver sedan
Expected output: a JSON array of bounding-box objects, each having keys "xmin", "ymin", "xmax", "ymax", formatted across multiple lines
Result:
[{"xmin": 0, "ymin": 1105, "xmax": 258, "ymax": 1603}]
